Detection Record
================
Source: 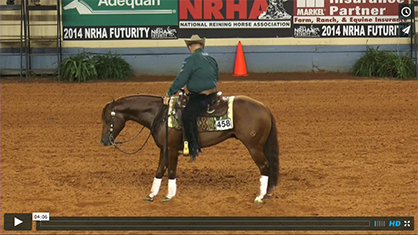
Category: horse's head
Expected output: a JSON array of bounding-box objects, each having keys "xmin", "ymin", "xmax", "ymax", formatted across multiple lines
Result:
[{"xmin": 100, "ymin": 100, "xmax": 126, "ymax": 146}]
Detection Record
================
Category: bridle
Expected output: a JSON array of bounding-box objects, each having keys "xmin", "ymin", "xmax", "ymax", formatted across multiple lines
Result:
[
  {"xmin": 107, "ymin": 105, "xmax": 169, "ymax": 155},
  {"xmin": 108, "ymin": 110, "xmax": 152, "ymax": 155}
]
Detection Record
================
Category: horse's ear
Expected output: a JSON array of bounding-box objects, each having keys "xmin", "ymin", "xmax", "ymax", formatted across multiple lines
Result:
[{"xmin": 110, "ymin": 97, "xmax": 115, "ymax": 103}]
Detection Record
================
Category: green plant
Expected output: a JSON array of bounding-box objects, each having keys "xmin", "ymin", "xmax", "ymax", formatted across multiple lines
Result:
[
  {"xmin": 352, "ymin": 46, "xmax": 416, "ymax": 79},
  {"xmin": 377, "ymin": 51, "xmax": 415, "ymax": 79},
  {"xmin": 93, "ymin": 52, "xmax": 131, "ymax": 80},
  {"xmin": 60, "ymin": 53, "xmax": 97, "ymax": 82},
  {"xmin": 352, "ymin": 46, "xmax": 387, "ymax": 77}
]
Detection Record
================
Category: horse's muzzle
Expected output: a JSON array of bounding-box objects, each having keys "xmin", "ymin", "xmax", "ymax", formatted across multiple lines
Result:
[{"xmin": 100, "ymin": 137, "xmax": 112, "ymax": 146}]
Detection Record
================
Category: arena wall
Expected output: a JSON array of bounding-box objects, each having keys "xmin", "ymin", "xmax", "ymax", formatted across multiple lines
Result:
[
  {"xmin": 0, "ymin": 0, "xmax": 414, "ymax": 76},
  {"xmin": 0, "ymin": 39, "xmax": 412, "ymax": 75},
  {"xmin": 61, "ymin": 42, "xmax": 411, "ymax": 75}
]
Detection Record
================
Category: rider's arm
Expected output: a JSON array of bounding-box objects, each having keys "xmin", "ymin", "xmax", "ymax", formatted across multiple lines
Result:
[{"xmin": 166, "ymin": 57, "xmax": 195, "ymax": 96}]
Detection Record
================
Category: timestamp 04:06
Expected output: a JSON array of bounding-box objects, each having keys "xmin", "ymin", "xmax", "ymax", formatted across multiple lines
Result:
[{"xmin": 33, "ymin": 212, "xmax": 49, "ymax": 221}]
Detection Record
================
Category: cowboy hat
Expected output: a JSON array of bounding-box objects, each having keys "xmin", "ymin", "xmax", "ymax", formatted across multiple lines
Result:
[{"xmin": 184, "ymin": 34, "xmax": 206, "ymax": 48}]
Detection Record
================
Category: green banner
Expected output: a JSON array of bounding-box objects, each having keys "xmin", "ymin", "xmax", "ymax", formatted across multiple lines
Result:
[{"xmin": 62, "ymin": 0, "xmax": 178, "ymax": 27}]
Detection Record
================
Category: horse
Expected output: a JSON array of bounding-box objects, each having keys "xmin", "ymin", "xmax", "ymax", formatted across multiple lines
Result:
[{"xmin": 100, "ymin": 94, "xmax": 279, "ymax": 204}]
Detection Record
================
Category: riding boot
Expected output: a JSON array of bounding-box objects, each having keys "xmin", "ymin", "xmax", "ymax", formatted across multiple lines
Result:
[{"xmin": 189, "ymin": 145, "xmax": 199, "ymax": 162}]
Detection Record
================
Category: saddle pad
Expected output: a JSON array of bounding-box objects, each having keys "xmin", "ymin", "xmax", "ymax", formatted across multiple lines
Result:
[{"xmin": 168, "ymin": 96, "xmax": 235, "ymax": 132}]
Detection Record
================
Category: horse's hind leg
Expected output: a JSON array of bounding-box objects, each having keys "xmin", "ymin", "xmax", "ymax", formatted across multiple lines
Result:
[{"xmin": 247, "ymin": 147, "xmax": 270, "ymax": 205}]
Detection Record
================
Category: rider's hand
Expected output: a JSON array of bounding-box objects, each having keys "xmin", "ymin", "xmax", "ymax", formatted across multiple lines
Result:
[{"xmin": 163, "ymin": 96, "xmax": 170, "ymax": 106}]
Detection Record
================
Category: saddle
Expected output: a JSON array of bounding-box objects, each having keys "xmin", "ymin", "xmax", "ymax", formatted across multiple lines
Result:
[
  {"xmin": 167, "ymin": 89, "xmax": 235, "ymax": 133},
  {"xmin": 172, "ymin": 89, "xmax": 228, "ymax": 126}
]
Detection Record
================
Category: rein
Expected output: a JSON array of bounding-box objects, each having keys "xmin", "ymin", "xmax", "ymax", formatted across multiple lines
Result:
[
  {"xmin": 114, "ymin": 125, "xmax": 146, "ymax": 145},
  {"xmin": 108, "ymin": 110, "xmax": 152, "ymax": 155},
  {"xmin": 108, "ymin": 105, "xmax": 169, "ymax": 155}
]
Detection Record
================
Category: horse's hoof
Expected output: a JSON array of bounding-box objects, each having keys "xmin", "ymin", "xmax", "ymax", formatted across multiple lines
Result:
[
  {"xmin": 254, "ymin": 198, "xmax": 264, "ymax": 205},
  {"xmin": 144, "ymin": 197, "xmax": 154, "ymax": 202},
  {"xmin": 162, "ymin": 197, "xmax": 173, "ymax": 203}
]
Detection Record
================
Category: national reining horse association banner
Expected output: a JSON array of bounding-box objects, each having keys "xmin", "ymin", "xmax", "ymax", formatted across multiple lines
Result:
[{"xmin": 178, "ymin": 0, "xmax": 294, "ymax": 38}]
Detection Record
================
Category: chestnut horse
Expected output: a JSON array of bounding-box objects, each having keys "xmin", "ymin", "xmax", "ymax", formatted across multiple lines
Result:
[{"xmin": 100, "ymin": 94, "xmax": 279, "ymax": 204}]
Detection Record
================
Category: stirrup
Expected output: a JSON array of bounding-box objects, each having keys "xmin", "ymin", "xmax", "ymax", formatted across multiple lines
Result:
[{"xmin": 183, "ymin": 141, "xmax": 189, "ymax": 156}]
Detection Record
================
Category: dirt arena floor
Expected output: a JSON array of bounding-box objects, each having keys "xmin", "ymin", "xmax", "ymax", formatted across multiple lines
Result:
[{"xmin": 1, "ymin": 72, "xmax": 417, "ymax": 234}]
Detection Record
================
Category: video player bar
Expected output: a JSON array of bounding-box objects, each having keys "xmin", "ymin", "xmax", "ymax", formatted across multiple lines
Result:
[{"xmin": 36, "ymin": 217, "xmax": 414, "ymax": 231}]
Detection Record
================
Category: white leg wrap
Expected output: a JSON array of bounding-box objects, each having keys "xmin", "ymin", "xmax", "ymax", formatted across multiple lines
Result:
[
  {"xmin": 166, "ymin": 179, "xmax": 177, "ymax": 199},
  {"xmin": 148, "ymin": 178, "xmax": 162, "ymax": 198},
  {"xmin": 256, "ymin": 175, "xmax": 269, "ymax": 200}
]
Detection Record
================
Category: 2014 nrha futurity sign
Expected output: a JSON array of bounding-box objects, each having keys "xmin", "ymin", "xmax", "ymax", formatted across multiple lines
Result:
[{"xmin": 61, "ymin": 0, "xmax": 178, "ymax": 40}]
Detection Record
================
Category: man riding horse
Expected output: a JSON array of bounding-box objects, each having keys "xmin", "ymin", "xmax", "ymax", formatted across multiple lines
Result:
[{"xmin": 163, "ymin": 35, "xmax": 219, "ymax": 161}]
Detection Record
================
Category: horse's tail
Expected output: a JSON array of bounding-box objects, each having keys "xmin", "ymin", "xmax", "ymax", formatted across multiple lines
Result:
[{"xmin": 263, "ymin": 111, "xmax": 279, "ymax": 187}]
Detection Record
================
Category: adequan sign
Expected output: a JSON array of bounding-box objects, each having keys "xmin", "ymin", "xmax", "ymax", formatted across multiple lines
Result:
[{"xmin": 61, "ymin": 0, "xmax": 178, "ymax": 40}]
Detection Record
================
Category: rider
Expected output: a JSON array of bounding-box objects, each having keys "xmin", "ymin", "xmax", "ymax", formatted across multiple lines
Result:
[{"xmin": 163, "ymin": 34, "xmax": 219, "ymax": 161}]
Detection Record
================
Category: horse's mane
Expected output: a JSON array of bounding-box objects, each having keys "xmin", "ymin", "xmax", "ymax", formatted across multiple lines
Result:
[
  {"xmin": 115, "ymin": 94, "xmax": 162, "ymax": 102},
  {"xmin": 102, "ymin": 94, "xmax": 162, "ymax": 120},
  {"xmin": 101, "ymin": 102, "xmax": 112, "ymax": 121}
]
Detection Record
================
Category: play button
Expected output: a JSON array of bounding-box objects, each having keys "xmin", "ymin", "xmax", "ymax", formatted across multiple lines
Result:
[
  {"xmin": 4, "ymin": 213, "xmax": 32, "ymax": 231},
  {"xmin": 14, "ymin": 217, "xmax": 23, "ymax": 226}
]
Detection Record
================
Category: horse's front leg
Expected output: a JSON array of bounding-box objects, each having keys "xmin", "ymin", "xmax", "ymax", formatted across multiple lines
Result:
[
  {"xmin": 144, "ymin": 148, "xmax": 167, "ymax": 202},
  {"xmin": 162, "ymin": 148, "xmax": 179, "ymax": 202}
]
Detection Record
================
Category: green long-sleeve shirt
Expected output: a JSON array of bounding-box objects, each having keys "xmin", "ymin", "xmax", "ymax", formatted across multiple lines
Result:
[{"xmin": 166, "ymin": 48, "xmax": 219, "ymax": 96}]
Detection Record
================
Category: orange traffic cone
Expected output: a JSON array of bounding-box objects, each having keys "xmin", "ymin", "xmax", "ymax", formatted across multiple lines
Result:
[{"xmin": 233, "ymin": 41, "xmax": 248, "ymax": 76}]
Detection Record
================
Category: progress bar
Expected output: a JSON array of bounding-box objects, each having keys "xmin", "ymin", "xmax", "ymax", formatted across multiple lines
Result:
[{"xmin": 36, "ymin": 217, "xmax": 414, "ymax": 231}]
